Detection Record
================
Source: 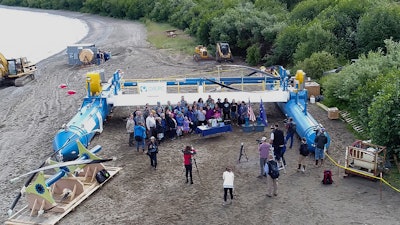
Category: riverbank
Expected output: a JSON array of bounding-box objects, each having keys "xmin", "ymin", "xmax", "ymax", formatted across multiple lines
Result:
[{"xmin": 1, "ymin": 7, "xmax": 399, "ymax": 225}]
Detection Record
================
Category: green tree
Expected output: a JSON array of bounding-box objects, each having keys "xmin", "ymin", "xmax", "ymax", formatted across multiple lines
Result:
[
  {"xmin": 246, "ymin": 43, "xmax": 262, "ymax": 65},
  {"xmin": 316, "ymin": 0, "xmax": 371, "ymax": 60},
  {"xmin": 289, "ymin": 0, "xmax": 333, "ymax": 24},
  {"xmin": 269, "ymin": 24, "xmax": 300, "ymax": 66},
  {"xmin": 356, "ymin": 4, "xmax": 400, "ymax": 55},
  {"xmin": 82, "ymin": 0, "xmax": 103, "ymax": 14},
  {"xmin": 368, "ymin": 71, "xmax": 400, "ymax": 157},
  {"xmin": 254, "ymin": 0, "xmax": 287, "ymax": 14},
  {"xmin": 293, "ymin": 21, "xmax": 336, "ymax": 63},
  {"xmin": 294, "ymin": 51, "xmax": 337, "ymax": 80},
  {"xmin": 278, "ymin": 0, "xmax": 301, "ymax": 10},
  {"xmin": 148, "ymin": 0, "xmax": 177, "ymax": 22},
  {"xmin": 322, "ymin": 39, "xmax": 400, "ymax": 149},
  {"xmin": 125, "ymin": 0, "xmax": 154, "ymax": 20},
  {"xmin": 168, "ymin": 0, "xmax": 196, "ymax": 30}
]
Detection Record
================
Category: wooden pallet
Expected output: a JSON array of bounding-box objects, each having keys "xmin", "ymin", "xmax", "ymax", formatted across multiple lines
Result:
[
  {"xmin": 5, "ymin": 166, "xmax": 122, "ymax": 225},
  {"xmin": 340, "ymin": 111, "xmax": 365, "ymax": 133},
  {"xmin": 316, "ymin": 103, "xmax": 365, "ymax": 134}
]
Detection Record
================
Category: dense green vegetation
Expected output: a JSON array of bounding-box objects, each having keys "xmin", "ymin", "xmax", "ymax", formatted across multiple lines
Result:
[{"xmin": 1, "ymin": 0, "xmax": 399, "ymax": 159}]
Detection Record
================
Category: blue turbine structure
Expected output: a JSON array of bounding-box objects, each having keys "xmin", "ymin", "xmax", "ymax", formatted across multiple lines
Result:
[{"xmin": 53, "ymin": 66, "xmax": 330, "ymax": 160}]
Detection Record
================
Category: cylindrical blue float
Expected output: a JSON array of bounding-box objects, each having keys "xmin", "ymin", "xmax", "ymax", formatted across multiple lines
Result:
[
  {"xmin": 278, "ymin": 90, "xmax": 330, "ymax": 152},
  {"xmin": 53, "ymin": 98, "xmax": 107, "ymax": 161}
]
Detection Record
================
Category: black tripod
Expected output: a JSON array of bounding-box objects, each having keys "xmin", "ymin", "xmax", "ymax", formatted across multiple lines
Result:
[
  {"xmin": 193, "ymin": 158, "xmax": 202, "ymax": 183},
  {"xmin": 237, "ymin": 142, "xmax": 248, "ymax": 163}
]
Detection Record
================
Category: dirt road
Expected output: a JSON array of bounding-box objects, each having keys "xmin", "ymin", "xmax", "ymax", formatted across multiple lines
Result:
[{"xmin": 1, "ymin": 8, "xmax": 399, "ymax": 225}]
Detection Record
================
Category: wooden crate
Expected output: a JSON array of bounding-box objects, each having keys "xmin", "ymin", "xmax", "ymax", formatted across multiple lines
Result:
[
  {"xmin": 305, "ymin": 82, "xmax": 320, "ymax": 98},
  {"xmin": 328, "ymin": 107, "xmax": 339, "ymax": 119},
  {"xmin": 344, "ymin": 141, "xmax": 386, "ymax": 178},
  {"xmin": 5, "ymin": 166, "xmax": 122, "ymax": 225}
]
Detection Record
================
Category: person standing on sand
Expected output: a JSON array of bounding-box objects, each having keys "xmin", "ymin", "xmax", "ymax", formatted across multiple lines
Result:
[
  {"xmin": 298, "ymin": 137, "xmax": 309, "ymax": 172},
  {"xmin": 314, "ymin": 128, "xmax": 328, "ymax": 167},
  {"xmin": 271, "ymin": 124, "xmax": 286, "ymax": 166},
  {"xmin": 258, "ymin": 137, "xmax": 271, "ymax": 178},
  {"xmin": 182, "ymin": 146, "xmax": 196, "ymax": 184},
  {"xmin": 126, "ymin": 113, "xmax": 135, "ymax": 147},
  {"xmin": 222, "ymin": 167, "xmax": 234, "ymax": 206},
  {"xmin": 265, "ymin": 153, "xmax": 278, "ymax": 197},
  {"xmin": 285, "ymin": 117, "xmax": 296, "ymax": 149},
  {"xmin": 147, "ymin": 136, "xmax": 159, "ymax": 170},
  {"xmin": 146, "ymin": 111, "xmax": 156, "ymax": 139},
  {"xmin": 134, "ymin": 121, "xmax": 146, "ymax": 152}
]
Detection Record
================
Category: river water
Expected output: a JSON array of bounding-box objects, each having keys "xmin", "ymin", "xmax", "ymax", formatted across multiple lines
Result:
[{"xmin": 0, "ymin": 6, "xmax": 88, "ymax": 63}]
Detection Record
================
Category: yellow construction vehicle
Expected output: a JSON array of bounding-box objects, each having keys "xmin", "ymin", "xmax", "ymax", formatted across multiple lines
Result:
[
  {"xmin": 0, "ymin": 52, "xmax": 36, "ymax": 87},
  {"xmin": 215, "ymin": 42, "xmax": 233, "ymax": 63},
  {"xmin": 193, "ymin": 45, "xmax": 213, "ymax": 61}
]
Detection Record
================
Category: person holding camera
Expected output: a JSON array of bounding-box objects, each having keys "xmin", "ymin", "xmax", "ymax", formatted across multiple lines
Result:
[
  {"xmin": 182, "ymin": 146, "xmax": 196, "ymax": 184},
  {"xmin": 147, "ymin": 136, "xmax": 159, "ymax": 169},
  {"xmin": 258, "ymin": 137, "xmax": 271, "ymax": 178},
  {"xmin": 223, "ymin": 167, "xmax": 234, "ymax": 205}
]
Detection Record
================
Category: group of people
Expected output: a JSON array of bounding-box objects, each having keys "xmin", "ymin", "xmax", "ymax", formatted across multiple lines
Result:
[
  {"xmin": 126, "ymin": 99, "xmax": 329, "ymax": 204},
  {"xmin": 126, "ymin": 95, "xmax": 256, "ymax": 148},
  {"xmin": 255, "ymin": 121, "xmax": 329, "ymax": 198}
]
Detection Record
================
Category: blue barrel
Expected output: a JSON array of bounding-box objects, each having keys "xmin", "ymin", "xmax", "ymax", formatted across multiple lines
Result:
[
  {"xmin": 278, "ymin": 90, "xmax": 330, "ymax": 152},
  {"xmin": 53, "ymin": 98, "xmax": 107, "ymax": 161}
]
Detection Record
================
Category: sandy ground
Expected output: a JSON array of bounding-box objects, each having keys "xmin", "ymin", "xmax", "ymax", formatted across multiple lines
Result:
[{"xmin": 1, "ymin": 7, "xmax": 400, "ymax": 225}]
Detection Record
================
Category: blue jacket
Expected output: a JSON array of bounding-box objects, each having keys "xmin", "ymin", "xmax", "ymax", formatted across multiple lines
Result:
[
  {"xmin": 134, "ymin": 125, "xmax": 147, "ymax": 139},
  {"xmin": 176, "ymin": 115, "xmax": 184, "ymax": 126}
]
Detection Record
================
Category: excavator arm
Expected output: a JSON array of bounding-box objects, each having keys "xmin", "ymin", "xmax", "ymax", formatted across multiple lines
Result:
[
  {"xmin": 0, "ymin": 52, "xmax": 8, "ymax": 81},
  {"xmin": 0, "ymin": 52, "xmax": 36, "ymax": 86}
]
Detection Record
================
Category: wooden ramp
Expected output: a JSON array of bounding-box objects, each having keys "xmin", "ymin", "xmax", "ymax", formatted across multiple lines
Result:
[{"xmin": 5, "ymin": 166, "xmax": 122, "ymax": 225}]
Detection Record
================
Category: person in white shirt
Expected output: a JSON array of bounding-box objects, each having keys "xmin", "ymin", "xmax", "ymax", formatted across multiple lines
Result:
[
  {"xmin": 222, "ymin": 167, "xmax": 234, "ymax": 205},
  {"xmin": 146, "ymin": 112, "xmax": 156, "ymax": 138}
]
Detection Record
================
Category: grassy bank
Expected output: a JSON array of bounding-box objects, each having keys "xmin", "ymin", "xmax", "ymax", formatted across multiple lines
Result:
[{"xmin": 144, "ymin": 20, "xmax": 196, "ymax": 55}]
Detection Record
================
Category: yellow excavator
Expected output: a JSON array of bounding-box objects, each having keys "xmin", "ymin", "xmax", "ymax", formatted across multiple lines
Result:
[
  {"xmin": 0, "ymin": 52, "xmax": 36, "ymax": 87},
  {"xmin": 193, "ymin": 45, "xmax": 213, "ymax": 61}
]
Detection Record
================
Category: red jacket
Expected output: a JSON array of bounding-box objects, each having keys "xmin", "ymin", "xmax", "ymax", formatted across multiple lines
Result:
[{"xmin": 183, "ymin": 149, "xmax": 196, "ymax": 165}]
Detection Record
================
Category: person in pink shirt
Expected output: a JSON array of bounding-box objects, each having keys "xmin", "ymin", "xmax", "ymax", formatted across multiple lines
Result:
[{"xmin": 258, "ymin": 137, "xmax": 271, "ymax": 178}]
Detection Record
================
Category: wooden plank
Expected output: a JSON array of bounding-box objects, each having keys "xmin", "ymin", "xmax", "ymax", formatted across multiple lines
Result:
[
  {"xmin": 5, "ymin": 166, "xmax": 122, "ymax": 225},
  {"xmin": 316, "ymin": 102, "xmax": 329, "ymax": 111}
]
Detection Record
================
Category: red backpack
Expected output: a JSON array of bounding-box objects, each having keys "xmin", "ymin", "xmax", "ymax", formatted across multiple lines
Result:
[{"xmin": 322, "ymin": 170, "xmax": 333, "ymax": 185}]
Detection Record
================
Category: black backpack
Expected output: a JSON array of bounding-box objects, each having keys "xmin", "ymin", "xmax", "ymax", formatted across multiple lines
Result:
[
  {"xmin": 322, "ymin": 170, "xmax": 333, "ymax": 185},
  {"xmin": 96, "ymin": 169, "xmax": 110, "ymax": 184},
  {"xmin": 267, "ymin": 160, "xmax": 280, "ymax": 179}
]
